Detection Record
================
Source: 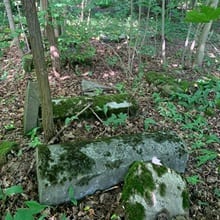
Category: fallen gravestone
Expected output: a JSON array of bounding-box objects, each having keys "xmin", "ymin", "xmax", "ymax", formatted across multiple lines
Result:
[
  {"xmin": 23, "ymin": 82, "xmax": 137, "ymax": 133},
  {"xmin": 36, "ymin": 132, "xmax": 188, "ymax": 205},
  {"xmin": 52, "ymin": 93, "xmax": 137, "ymax": 119},
  {"xmin": 122, "ymin": 161, "xmax": 189, "ymax": 220}
]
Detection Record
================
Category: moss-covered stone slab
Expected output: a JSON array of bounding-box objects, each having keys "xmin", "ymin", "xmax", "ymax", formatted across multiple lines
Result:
[
  {"xmin": 52, "ymin": 93, "xmax": 137, "ymax": 119},
  {"xmin": 23, "ymin": 81, "xmax": 137, "ymax": 132},
  {"xmin": 145, "ymin": 71, "xmax": 193, "ymax": 95},
  {"xmin": 122, "ymin": 161, "xmax": 189, "ymax": 220},
  {"xmin": 23, "ymin": 81, "xmax": 40, "ymax": 134},
  {"xmin": 36, "ymin": 132, "xmax": 188, "ymax": 205}
]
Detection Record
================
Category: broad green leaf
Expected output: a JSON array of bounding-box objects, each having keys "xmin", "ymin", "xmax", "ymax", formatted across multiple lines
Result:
[
  {"xmin": 14, "ymin": 208, "xmax": 34, "ymax": 220},
  {"xmin": 5, "ymin": 185, "xmax": 23, "ymax": 197},
  {"xmin": 25, "ymin": 200, "xmax": 47, "ymax": 214},
  {"xmin": 5, "ymin": 212, "xmax": 13, "ymax": 220}
]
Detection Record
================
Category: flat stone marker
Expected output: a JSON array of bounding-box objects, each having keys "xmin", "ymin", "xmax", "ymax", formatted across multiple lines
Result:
[
  {"xmin": 23, "ymin": 81, "xmax": 40, "ymax": 134},
  {"xmin": 36, "ymin": 132, "xmax": 188, "ymax": 205}
]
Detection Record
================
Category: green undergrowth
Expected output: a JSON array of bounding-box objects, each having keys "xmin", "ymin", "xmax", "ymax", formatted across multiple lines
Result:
[{"xmin": 147, "ymin": 72, "xmax": 220, "ymax": 170}]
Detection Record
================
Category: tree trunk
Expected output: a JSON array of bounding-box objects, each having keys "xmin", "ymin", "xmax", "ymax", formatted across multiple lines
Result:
[
  {"xmin": 3, "ymin": 0, "xmax": 22, "ymax": 54},
  {"xmin": 161, "ymin": 0, "xmax": 166, "ymax": 65},
  {"xmin": 194, "ymin": 0, "xmax": 219, "ymax": 66},
  {"xmin": 21, "ymin": 0, "xmax": 55, "ymax": 142},
  {"xmin": 41, "ymin": 0, "xmax": 61, "ymax": 74}
]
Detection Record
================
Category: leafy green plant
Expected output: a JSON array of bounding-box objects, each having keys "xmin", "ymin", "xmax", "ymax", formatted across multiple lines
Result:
[
  {"xmin": 5, "ymin": 200, "xmax": 48, "ymax": 220},
  {"xmin": 1, "ymin": 185, "xmax": 48, "ymax": 219},
  {"xmin": 186, "ymin": 175, "xmax": 202, "ymax": 185},
  {"xmin": 65, "ymin": 115, "xmax": 78, "ymax": 126},
  {"xmin": 27, "ymin": 127, "xmax": 42, "ymax": 148},
  {"xmin": 68, "ymin": 186, "xmax": 77, "ymax": 206},
  {"xmin": 0, "ymin": 185, "xmax": 23, "ymax": 201},
  {"xmin": 158, "ymin": 101, "xmax": 183, "ymax": 123},
  {"xmin": 182, "ymin": 115, "xmax": 207, "ymax": 131},
  {"xmin": 106, "ymin": 55, "xmax": 118, "ymax": 67},
  {"xmin": 111, "ymin": 213, "xmax": 120, "ymax": 220},
  {"xmin": 104, "ymin": 113, "xmax": 127, "ymax": 128},
  {"xmin": 152, "ymin": 92, "xmax": 165, "ymax": 104},
  {"xmin": 85, "ymin": 124, "xmax": 92, "ymax": 132},
  {"xmin": 197, "ymin": 149, "xmax": 218, "ymax": 167},
  {"xmin": 115, "ymin": 83, "xmax": 126, "ymax": 94},
  {"xmin": 144, "ymin": 118, "xmax": 157, "ymax": 130},
  {"xmin": 58, "ymin": 23, "xmax": 95, "ymax": 67},
  {"xmin": 4, "ymin": 121, "xmax": 15, "ymax": 131}
]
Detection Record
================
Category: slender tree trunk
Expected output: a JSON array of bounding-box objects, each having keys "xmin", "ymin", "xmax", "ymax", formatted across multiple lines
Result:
[
  {"xmin": 3, "ymin": 0, "xmax": 22, "ymax": 54},
  {"xmin": 21, "ymin": 0, "xmax": 55, "ymax": 142},
  {"xmin": 41, "ymin": 0, "xmax": 61, "ymax": 74},
  {"xmin": 161, "ymin": 0, "xmax": 166, "ymax": 64},
  {"xmin": 194, "ymin": 0, "xmax": 219, "ymax": 66}
]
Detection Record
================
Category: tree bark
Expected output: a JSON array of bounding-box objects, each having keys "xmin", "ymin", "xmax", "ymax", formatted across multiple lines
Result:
[
  {"xmin": 41, "ymin": 0, "xmax": 61, "ymax": 74},
  {"xmin": 3, "ymin": 0, "xmax": 22, "ymax": 54},
  {"xmin": 21, "ymin": 0, "xmax": 55, "ymax": 142},
  {"xmin": 195, "ymin": 0, "xmax": 219, "ymax": 66},
  {"xmin": 161, "ymin": 0, "xmax": 166, "ymax": 65}
]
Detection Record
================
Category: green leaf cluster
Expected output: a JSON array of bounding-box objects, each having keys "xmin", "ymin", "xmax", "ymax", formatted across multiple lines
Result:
[
  {"xmin": 152, "ymin": 76, "xmax": 220, "ymax": 167},
  {"xmin": 104, "ymin": 113, "xmax": 127, "ymax": 128},
  {"xmin": 186, "ymin": 6, "xmax": 220, "ymax": 23}
]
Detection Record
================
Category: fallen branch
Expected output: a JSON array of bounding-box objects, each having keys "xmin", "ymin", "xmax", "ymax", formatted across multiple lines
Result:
[
  {"xmin": 48, "ymin": 103, "xmax": 93, "ymax": 145},
  {"xmin": 89, "ymin": 107, "xmax": 104, "ymax": 124}
]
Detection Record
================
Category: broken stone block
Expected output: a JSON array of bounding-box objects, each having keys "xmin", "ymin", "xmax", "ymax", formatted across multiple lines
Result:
[
  {"xmin": 36, "ymin": 132, "xmax": 188, "ymax": 205},
  {"xmin": 23, "ymin": 81, "xmax": 40, "ymax": 134},
  {"xmin": 81, "ymin": 79, "xmax": 115, "ymax": 96},
  {"xmin": 52, "ymin": 93, "xmax": 137, "ymax": 119},
  {"xmin": 22, "ymin": 53, "xmax": 33, "ymax": 73},
  {"xmin": 122, "ymin": 161, "xmax": 189, "ymax": 220}
]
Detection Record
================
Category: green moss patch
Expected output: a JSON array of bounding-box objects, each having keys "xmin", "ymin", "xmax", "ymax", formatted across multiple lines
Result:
[
  {"xmin": 22, "ymin": 54, "xmax": 33, "ymax": 73},
  {"xmin": 122, "ymin": 161, "xmax": 155, "ymax": 203},
  {"xmin": 145, "ymin": 71, "xmax": 193, "ymax": 95},
  {"xmin": 152, "ymin": 164, "xmax": 168, "ymax": 177},
  {"xmin": 52, "ymin": 93, "xmax": 138, "ymax": 119},
  {"xmin": 0, "ymin": 141, "xmax": 18, "ymax": 166},
  {"xmin": 126, "ymin": 202, "xmax": 145, "ymax": 220},
  {"xmin": 159, "ymin": 183, "xmax": 167, "ymax": 197},
  {"xmin": 182, "ymin": 190, "xmax": 189, "ymax": 209}
]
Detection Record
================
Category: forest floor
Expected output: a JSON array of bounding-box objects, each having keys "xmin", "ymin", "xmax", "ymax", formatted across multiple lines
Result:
[{"xmin": 0, "ymin": 38, "xmax": 220, "ymax": 220}]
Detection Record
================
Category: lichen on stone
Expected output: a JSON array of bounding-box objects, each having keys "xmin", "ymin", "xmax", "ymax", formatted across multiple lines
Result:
[{"xmin": 37, "ymin": 142, "xmax": 95, "ymax": 185}]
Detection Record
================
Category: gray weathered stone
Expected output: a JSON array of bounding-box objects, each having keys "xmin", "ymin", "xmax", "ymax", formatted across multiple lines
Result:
[
  {"xmin": 36, "ymin": 132, "xmax": 188, "ymax": 205},
  {"xmin": 81, "ymin": 79, "xmax": 115, "ymax": 96},
  {"xmin": 122, "ymin": 161, "xmax": 189, "ymax": 220},
  {"xmin": 23, "ymin": 81, "xmax": 40, "ymax": 134}
]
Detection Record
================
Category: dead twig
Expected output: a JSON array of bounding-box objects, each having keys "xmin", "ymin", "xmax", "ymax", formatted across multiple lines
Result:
[
  {"xmin": 48, "ymin": 103, "xmax": 93, "ymax": 145},
  {"xmin": 89, "ymin": 107, "xmax": 104, "ymax": 124}
]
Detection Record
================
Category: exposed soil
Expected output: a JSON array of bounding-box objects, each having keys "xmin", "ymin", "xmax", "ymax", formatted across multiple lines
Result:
[{"xmin": 0, "ymin": 38, "xmax": 219, "ymax": 219}]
